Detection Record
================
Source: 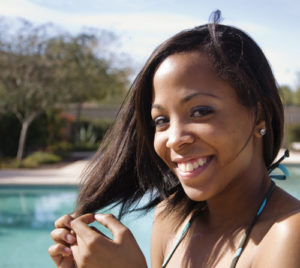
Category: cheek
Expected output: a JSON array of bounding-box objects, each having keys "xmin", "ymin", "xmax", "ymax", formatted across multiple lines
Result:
[
  {"xmin": 153, "ymin": 133, "xmax": 167, "ymax": 162},
  {"xmin": 197, "ymin": 120, "xmax": 249, "ymax": 153}
]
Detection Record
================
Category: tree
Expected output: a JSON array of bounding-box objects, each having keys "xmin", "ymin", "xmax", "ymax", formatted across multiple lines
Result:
[
  {"xmin": 294, "ymin": 87, "xmax": 300, "ymax": 106},
  {"xmin": 0, "ymin": 17, "xmax": 130, "ymax": 160},
  {"xmin": 278, "ymin": 85, "xmax": 294, "ymax": 106},
  {"xmin": 45, "ymin": 31, "xmax": 130, "ymax": 142},
  {"xmin": 294, "ymin": 72, "xmax": 300, "ymax": 106},
  {"xmin": 0, "ymin": 20, "xmax": 67, "ymax": 160}
]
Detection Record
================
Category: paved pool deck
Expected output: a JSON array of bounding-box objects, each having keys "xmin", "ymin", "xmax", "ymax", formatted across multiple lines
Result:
[
  {"xmin": 0, "ymin": 149, "xmax": 299, "ymax": 185},
  {"xmin": 0, "ymin": 159, "xmax": 89, "ymax": 185}
]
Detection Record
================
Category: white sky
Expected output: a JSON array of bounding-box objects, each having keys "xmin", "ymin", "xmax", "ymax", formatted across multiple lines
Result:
[{"xmin": 0, "ymin": 0, "xmax": 299, "ymax": 88}]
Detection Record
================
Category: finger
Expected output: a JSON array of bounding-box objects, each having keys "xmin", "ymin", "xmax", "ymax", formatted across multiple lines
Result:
[
  {"xmin": 70, "ymin": 213, "xmax": 98, "ymax": 242},
  {"xmin": 49, "ymin": 244, "xmax": 75, "ymax": 268},
  {"xmin": 55, "ymin": 214, "xmax": 74, "ymax": 229},
  {"xmin": 51, "ymin": 228, "xmax": 76, "ymax": 245},
  {"xmin": 95, "ymin": 213, "xmax": 131, "ymax": 243},
  {"xmin": 48, "ymin": 243, "xmax": 72, "ymax": 261},
  {"xmin": 70, "ymin": 242, "xmax": 81, "ymax": 267}
]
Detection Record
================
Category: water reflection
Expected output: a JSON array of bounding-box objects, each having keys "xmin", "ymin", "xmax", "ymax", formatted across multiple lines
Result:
[
  {"xmin": 0, "ymin": 186, "xmax": 77, "ymax": 229},
  {"xmin": 33, "ymin": 192, "xmax": 77, "ymax": 228}
]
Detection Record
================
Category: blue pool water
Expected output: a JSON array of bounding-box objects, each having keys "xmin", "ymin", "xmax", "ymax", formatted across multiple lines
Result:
[
  {"xmin": 0, "ymin": 165, "xmax": 299, "ymax": 268},
  {"xmin": 0, "ymin": 185, "xmax": 153, "ymax": 268}
]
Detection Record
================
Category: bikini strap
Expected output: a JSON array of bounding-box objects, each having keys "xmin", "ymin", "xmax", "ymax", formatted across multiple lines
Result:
[
  {"xmin": 230, "ymin": 180, "xmax": 276, "ymax": 268},
  {"xmin": 161, "ymin": 150, "xmax": 288, "ymax": 268},
  {"xmin": 161, "ymin": 212, "xmax": 200, "ymax": 268},
  {"xmin": 268, "ymin": 149, "xmax": 290, "ymax": 180}
]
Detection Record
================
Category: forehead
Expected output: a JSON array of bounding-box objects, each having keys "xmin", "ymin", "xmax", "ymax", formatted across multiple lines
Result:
[
  {"xmin": 154, "ymin": 52, "xmax": 213, "ymax": 77},
  {"xmin": 152, "ymin": 52, "xmax": 238, "ymax": 101}
]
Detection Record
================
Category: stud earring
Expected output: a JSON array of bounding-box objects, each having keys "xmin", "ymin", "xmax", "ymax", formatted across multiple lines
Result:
[{"xmin": 259, "ymin": 128, "xmax": 266, "ymax": 136}]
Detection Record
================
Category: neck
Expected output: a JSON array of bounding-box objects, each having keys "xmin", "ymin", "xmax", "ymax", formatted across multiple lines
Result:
[{"xmin": 204, "ymin": 168, "xmax": 271, "ymax": 230}]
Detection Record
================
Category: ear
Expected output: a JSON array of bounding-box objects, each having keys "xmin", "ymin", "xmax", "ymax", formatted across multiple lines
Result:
[{"xmin": 254, "ymin": 102, "xmax": 267, "ymax": 138}]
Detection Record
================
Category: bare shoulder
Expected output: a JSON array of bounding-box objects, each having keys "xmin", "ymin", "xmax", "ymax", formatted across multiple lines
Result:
[
  {"xmin": 254, "ymin": 189, "xmax": 300, "ymax": 268},
  {"xmin": 267, "ymin": 209, "xmax": 300, "ymax": 239},
  {"xmin": 151, "ymin": 201, "xmax": 175, "ymax": 268}
]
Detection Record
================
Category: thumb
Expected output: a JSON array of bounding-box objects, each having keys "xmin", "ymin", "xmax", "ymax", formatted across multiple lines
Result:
[{"xmin": 95, "ymin": 213, "xmax": 131, "ymax": 244}]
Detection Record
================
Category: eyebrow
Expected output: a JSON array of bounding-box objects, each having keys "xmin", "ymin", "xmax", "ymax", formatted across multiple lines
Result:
[
  {"xmin": 151, "ymin": 91, "xmax": 218, "ymax": 110},
  {"xmin": 181, "ymin": 91, "xmax": 219, "ymax": 103}
]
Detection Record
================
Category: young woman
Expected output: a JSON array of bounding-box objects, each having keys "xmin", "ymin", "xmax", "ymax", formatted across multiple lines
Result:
[{"xmin": 49, "ymin": 11, "xmax": 300, "ymax": 267}]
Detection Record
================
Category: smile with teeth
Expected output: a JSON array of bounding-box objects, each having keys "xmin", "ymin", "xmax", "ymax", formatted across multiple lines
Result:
[{"xmin": 177, "ymin": 158, "xmax": 208, "ymax": 173}]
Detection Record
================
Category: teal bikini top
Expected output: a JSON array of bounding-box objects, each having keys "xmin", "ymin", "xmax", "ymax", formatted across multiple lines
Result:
[{"xmin": 161, "ymin": 150, "xmax": 289, "ymax": 268}]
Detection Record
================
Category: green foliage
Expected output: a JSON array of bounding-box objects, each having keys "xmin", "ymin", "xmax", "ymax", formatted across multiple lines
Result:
[
  {"xmin": 76, "ymin": 117, "xmax": 113, "ymax": 141},
  {"xmin": 286, "ymin": 124, "xmax": 300, "ymax": 144},
  {"xmin": 23, "ymin": 151, "xmax": 61, "ymax": 165},
  {"xmin": 0, "ymin": 112, "xmax": 65, "ymax": 157},
  {"xmin": 47, "ymin": 141, "xmax": 73, "ymax": 154},
  {"xmin": 0, "ymin": 16, "xmax": 131, "ymax": 160},
  {"xmin": 19, "ymin": 157, "xmax": 39, "ymax": 168},
  {"xmin": 0, "ymin": 151, "xmax": 61, "ymax": 169},
  {"xmin": 79, "ymin": 125, "xmax": 97, "ymax": 145},
  {"xmin": 0, "ymin": 110, "xmax": 113, "ymax": 158},
  {"xmin": 279, "ymin": 85, "xmax": 294, "ymax": 106},
  {"xmin": 294, "ymin": 87, "xmax": 300, "ymax": 106},
  {"xmin": 0, "ymin": 158, "xmax": 21, "ymax": 169},
  {"xmin": 0, "ymin": 111, "xmax": 71, "ymax": 156},
  {"xmin": 72, "ymin": 118, "xmax": 113, "ymax": 151},
  {"xmin": 0, "ymin": 113, "xmax": 20, "ymax": 157},
  {"xmin": 44, "ymin": 111, "xmax": 74, "ymax": 146},
  {"xmin": 74, "ymin": 124, "xmax": 98, "ymax": 151}
]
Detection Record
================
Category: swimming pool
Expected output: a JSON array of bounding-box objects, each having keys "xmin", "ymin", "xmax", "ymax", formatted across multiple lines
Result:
[
  {"xmin": 0, "ymin": 165, "xmax": 299, "ymax": 268},
  {"xmin": 0, "ymin": 185, "xmax": 153, "ymax": 268}
]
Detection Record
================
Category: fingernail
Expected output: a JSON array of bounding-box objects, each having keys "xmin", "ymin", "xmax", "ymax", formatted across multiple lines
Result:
[
  {"xmin": 68, "ymin": 219, "xmax": 73, "ymax": 227},
  {"xmin": 95, "ymin": 214, "xmax": 104, "ymax": 221},
  {"xmin": 64, "ymin": 247, "xmax": 72, "ymax": 255},
  {"xmin": 66, "ymin": 234, "xmax": 75, "ymax": 243}
]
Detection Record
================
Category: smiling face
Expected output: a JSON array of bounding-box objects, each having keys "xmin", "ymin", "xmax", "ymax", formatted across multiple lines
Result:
[{"xmin": 151, "ymin": 52, "xmax": 265, "ymax": 201}]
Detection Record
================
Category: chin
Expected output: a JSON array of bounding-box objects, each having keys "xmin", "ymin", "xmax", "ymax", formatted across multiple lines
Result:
[{"xmin": 183, "ymin": 186, "xmax": 211, "ymax": 202}]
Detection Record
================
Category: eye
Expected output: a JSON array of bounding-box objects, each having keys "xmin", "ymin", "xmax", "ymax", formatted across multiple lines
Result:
[
  {"xmin": 190, "ymin": 106, "xmax": 213, "ymax": 118},
  {"xmin": 152, "ymin": 116, "xmax": 169, "ymax": 128}
]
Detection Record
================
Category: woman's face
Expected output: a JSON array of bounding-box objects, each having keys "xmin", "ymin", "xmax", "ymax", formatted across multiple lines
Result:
[{"xmin": 151, "ymin": 52, "xmax": 264, "ymax": 201}]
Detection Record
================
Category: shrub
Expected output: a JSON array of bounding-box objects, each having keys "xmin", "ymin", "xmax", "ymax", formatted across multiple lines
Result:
[
  {"xmin": 0, "ymin": 158, "xmax": 22, "ymax": 169},
  {"xmin": 72, "ymin": 118, "xmax": 113, "ymax": 142},
  {"xmin": 21, "ymin": 151, "xmax": 62, "ymax": 168},
  {"xmin": 0, "ymin": 152, "xmax": 62, "ymax": 169},
  {"xmin": 286, "ymin": 124, "xmax": 300, "ymax": 147},
  {"xmin": 47, "ymin": 141, "xmax": 73, "ymax": 154},
  {"xmin": 0, "ymin": 114, "xmax": 21, "ymax": 157},
  {"xmin": 70, "ymin": 118, "xmax": 113, "ymax": 151},
  {"xmin": 24, "ymin": 151, "xmax": 61, "ymax": 164},
  {"xmin": 0, "ymin": 110, "xmax": 71, "ymax": 157},
  {"xmin": 21, "ymin": 157, "xmax": 39, "ymax": 168}
]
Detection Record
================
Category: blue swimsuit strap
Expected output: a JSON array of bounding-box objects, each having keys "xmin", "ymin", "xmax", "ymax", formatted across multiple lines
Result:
[
  {"xmin": 268, "ymin": 149, "xmax": 290, "ymax": 180},
  {"xmin": 161, "ymin": 181, "xmax": 275, "ymax": 268},
  {"xmin": 161, "ymin": 150, "xmax": 289, "ymax": 268},
  {"xmin": 229, "ymin": 180, "xmax": 275, "ymax": 268},
  {"xmin": 161, "ymin": 211, "xmax": 200, "ymax": 268}
]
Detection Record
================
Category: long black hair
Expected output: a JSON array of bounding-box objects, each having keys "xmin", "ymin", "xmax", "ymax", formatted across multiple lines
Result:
[{"xmin": 76, "ymin": 11, "xmax": 284, "ymax": 222}]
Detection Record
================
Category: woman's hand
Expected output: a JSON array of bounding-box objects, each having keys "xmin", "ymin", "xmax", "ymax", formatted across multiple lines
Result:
[
  {"xmin": 70, "ymin": 213, "xmax": 148, "ymax": 268},
  {"xmin": 48, "ymin": 214, "xmax": 77, "ymax": 268}
]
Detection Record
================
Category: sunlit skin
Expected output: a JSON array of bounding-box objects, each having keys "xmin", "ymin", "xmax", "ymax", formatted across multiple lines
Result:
[{"xmin": 152, "ymin": 52, "xmax": 268, "ymax": 206}]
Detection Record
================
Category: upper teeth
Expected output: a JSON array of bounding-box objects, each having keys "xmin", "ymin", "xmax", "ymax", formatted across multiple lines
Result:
[{"xmin": 178, "ymin": 158, "xmax": 207, "ymax": 172}]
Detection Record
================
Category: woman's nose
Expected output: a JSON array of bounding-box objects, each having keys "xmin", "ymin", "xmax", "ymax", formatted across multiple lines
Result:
[{"xmin": 166, "ymin": 121, "xmax": 195, "ymax": 150}]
